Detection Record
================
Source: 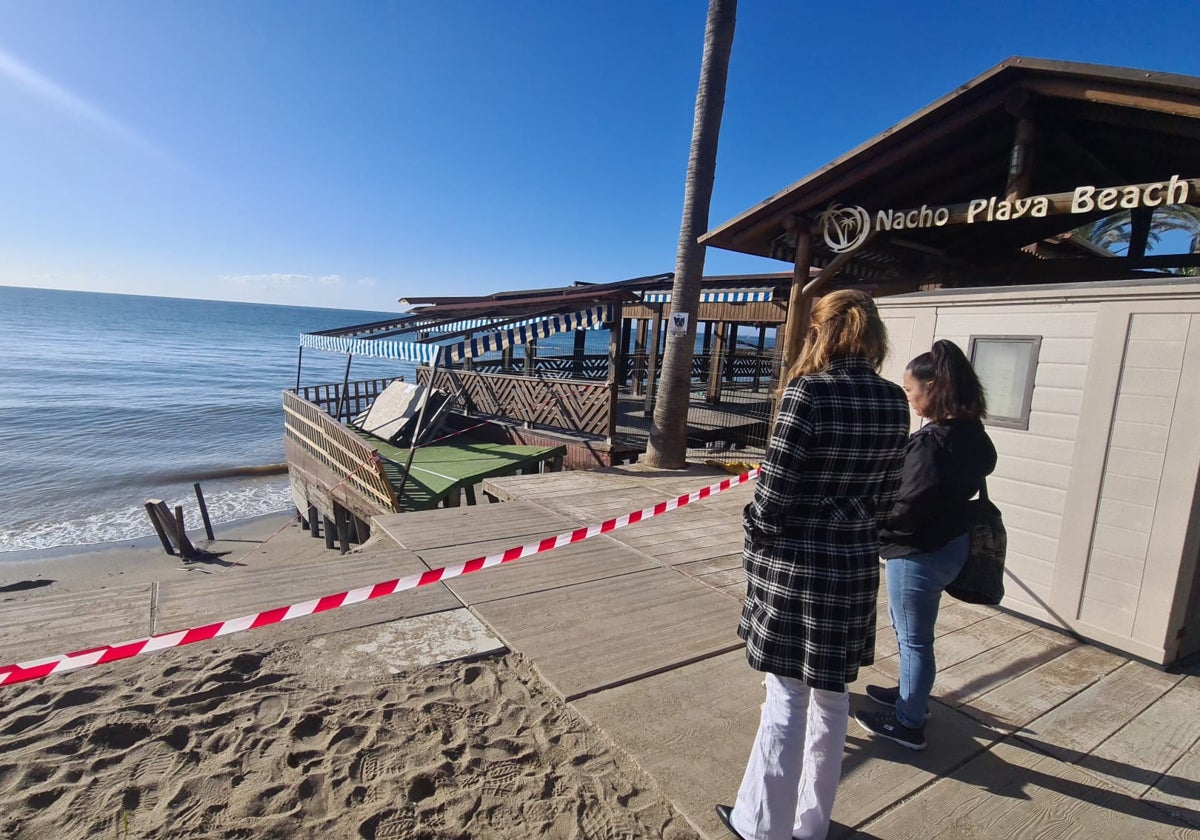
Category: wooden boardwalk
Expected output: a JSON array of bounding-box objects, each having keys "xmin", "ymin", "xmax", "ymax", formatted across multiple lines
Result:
[
  {"xmin": 466, "ymin": 465, "xmax": 1200, "ymax": 839},
  {"xmin": 1, "ymin": 462, "xmax": 1196, "ymax": 837}
]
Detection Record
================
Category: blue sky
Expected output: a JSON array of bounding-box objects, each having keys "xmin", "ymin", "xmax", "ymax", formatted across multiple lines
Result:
[{"xmin": 2, "ymin": 1, "xmax": 1199, "ymax": 312}]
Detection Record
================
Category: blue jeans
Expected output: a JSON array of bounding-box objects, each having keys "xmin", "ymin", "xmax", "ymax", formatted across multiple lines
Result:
[{"xmin": 885, "ymin": 533, "xmax": 969, "ymax": 729}]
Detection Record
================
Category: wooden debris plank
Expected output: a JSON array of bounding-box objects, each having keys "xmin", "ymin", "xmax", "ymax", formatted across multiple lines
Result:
[
  {"xmin": 861, "ymin": 737, "xmax": 1197, "ymax": 838},
  {"xmin": 1014, "ymin": 660, "xmax": 1183, "ymax": 765}
]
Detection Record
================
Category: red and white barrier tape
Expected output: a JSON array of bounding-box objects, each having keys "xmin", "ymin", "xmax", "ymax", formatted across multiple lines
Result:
[{"xmin": 0, "ymin": 467, "xmax": 760, "ymax": 687}]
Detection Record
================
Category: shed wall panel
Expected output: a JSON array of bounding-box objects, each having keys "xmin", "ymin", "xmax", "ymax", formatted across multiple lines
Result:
[{"xmin": 1080, "ymin": 312, "xmax": 1187, "ymax": 637}]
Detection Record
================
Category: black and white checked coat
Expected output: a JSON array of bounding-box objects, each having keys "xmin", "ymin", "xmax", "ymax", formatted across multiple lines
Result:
[{"xmin": 739, "ymin": 356, "xmax": 910, "ymax": 692}]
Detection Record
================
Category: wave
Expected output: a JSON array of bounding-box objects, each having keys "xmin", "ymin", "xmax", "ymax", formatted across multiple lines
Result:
[
  {"xmin": 0, "ymin": 478, "xmax": 295, "ymax": 554},
  {"xmin": 142, "ymin": 464, "xmax": 289, "ymax": 483}
]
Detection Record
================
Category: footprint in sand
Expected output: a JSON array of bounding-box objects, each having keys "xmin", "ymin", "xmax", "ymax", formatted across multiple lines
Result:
[
  {"xmin": 254, "ymin": 694, "xmax": 288, "ymax": 727},
  {"xmin": 481, "ymin": 760, "xmax": 520, "ymax": 797}
]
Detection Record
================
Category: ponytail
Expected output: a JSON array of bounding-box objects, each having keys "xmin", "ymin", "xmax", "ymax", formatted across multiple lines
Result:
[{"xmin": 906, "ymin": 339, "xmax": 987, "ymax": 420}]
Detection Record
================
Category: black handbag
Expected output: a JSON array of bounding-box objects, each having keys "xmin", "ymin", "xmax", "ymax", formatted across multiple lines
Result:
[{"xmin": 945, "ymin": 479, "xmax": 1007, "ymax": 606}]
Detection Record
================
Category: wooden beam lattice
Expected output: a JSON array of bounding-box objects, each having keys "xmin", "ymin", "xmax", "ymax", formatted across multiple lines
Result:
[
  {"xmin": 418, "ymin": 368, "xmax": 611, "ymax": 437},
  {"xmin": 282, "ymin": 390, "xmax": 399, "ymax": 512}
]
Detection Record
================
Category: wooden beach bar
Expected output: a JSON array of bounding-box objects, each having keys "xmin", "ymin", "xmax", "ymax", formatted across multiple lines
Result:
[{"xmin": 701, "ymin": 57, "xmax": 1200, "ymax": 666}]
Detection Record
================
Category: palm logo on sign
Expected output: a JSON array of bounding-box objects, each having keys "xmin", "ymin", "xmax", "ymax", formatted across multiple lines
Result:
[{"xmin": 818, "ymin": 203, "xmax": 871, "ymax": 253}]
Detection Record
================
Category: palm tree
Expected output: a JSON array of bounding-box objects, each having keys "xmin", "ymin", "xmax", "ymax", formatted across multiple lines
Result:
[
  {"xmin": 643, "ymin": 0, "xmax": 737, "ymax": 469},
  {"xmin": 1075, "ymin": 205, "xmax": 1200, "ymax": 272}
]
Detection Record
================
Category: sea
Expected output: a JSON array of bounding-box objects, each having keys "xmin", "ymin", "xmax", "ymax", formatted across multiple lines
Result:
[{"xmin": 0, "ymin": 286, "xmax": 421, "ymax": 554}]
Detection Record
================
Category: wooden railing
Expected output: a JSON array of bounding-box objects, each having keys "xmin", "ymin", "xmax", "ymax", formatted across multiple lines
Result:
[
  {"xmin": 418, "ymin": 366, "xmax": 615, "ymax": 439},
  {"xmin": 282, "ymin": 389, "xmax": 399, "ymax": 513},
  {"xmin": 294, "ymin": 377, "xmax": 400, "ymax": 424}
]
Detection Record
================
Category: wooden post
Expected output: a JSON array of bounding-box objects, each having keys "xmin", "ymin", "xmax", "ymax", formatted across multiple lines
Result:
[
  {"xmin": 633, "ymin": 319, "xmax": 649, "ymax": 396},
  {"xmin": 173, "ymin": 505, "xmax": 192, "ymax": 560},
  {"xmin": 336, "ymin": 506, "xmax": 350, "ymax": 554},
  {"xmin": 1004, "ymin": 91, "xmax": 1037, "ymax": 202},
  {"xmin": 781, "ymin": 224, "xmax": 813, "ymax": 376},
  {"xmin": 334, "ymin": 354, "xmax": 353, "ymax": 422},
  {"xmin": 572, "ymin": 328, "xmax": 587, "ymax": 378},
  {"xmin": 606, "ymin": 302, "xmax": 623, "ymax": 442},
  {"xmin": 323, "ymin": 515, "xmax": 336, "ymax": 549},
  {"xmin": 620, "ymin": 316, "xmax": 633, "ymax": 387},
  {"xmin": 643, "ymin": 303, "xmax": 664, "ymax": 413},
  {"xmin": 707, "ymin": 320, "xmax": 726, "ymax": 404},
  {"xmin": 143, "ymin": 500, "xmax": 175, "ymax": 556},
  {"xmin": 308, "ymin": 504, "xmax": 320, "ymax": 538},
  {"xmin": 193, "ymin": 483, "xmax": 215, "ymax": 541},
  {"xmin": 723, "ymin": 322, "xmax": 738, "ymax": 383},
  {"xmin": 753, "ymin": 325, "xmax": 767, "ymax": 392},
  {"xmin": 524, "ymin": 337, "xmax": 537, "ymax": 376},
  {"xmin": 1129, "ymin": 207, "xmax": 1153, "ymax": 260}
]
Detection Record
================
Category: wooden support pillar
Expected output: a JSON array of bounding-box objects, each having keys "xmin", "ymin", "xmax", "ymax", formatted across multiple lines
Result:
[
  {"xmin": 707, "ymin": 320, "xmax": 727, "ymax": 404},
  {"xmin": 524, "ymin": 338, "xmax": 537, "ymax": 376},
  {"xmin": 323, "ymin": 515, "xmax": 336, "ymax": 549},
  {"xmin": 606, "ymin": 302, "xmax": 623, "ymax": 441},
  {"xmin": 1129, "ymin": 207, "xmax": 1153, "ymax": 260},
  {"xmin": 620, "ymin": 317, "xmax": 633, "ymax": 386},
  {"xmin": 781, "ymin": 224, "xmax": 814, "ymax": 376},
  {"xmin": 572, "ymin": 328, "xmax": 586, "ymax": 378},
  {"xmin": 1005, "ymin": 95, "xmax": 1037, "ymax": 202},
  {"xmin": 723, "ymin": 322, "xmax": 737, "ymax": 383},
  {"xmin": 753, "ymin": 325, "xmax": 767, "ymax": 392},
  {"xmin": 308, "ymin": 505, "xmax": 319, "ymax": 538},
  {"xmin": 633, "ymin": 319, "xmax": 649, "ymax": 396},
  {"xmin": 643, "ymin": 304, "xmax": 664, "ymax": 413},
  {"xmin": 501, "ymin": 344, "xmax": 513, "ymax": 372}
]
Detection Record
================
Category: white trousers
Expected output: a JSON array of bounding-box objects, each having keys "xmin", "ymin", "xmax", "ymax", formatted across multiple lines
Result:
[{"xmin": 731, "ymin": 673, "xmax": 849, "ymax": 840}]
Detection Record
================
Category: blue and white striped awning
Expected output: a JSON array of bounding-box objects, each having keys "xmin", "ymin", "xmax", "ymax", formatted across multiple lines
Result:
[
  {"xmin": 421, "ymin": 313, "xmax": 607, "ymax": 335},
  {"xmin": 641, "ymin": 289, "xmax": 773, "ymax": 304},
  {"xmin": 300, "ymin": 304, "xmax": 613, "ymax": 364}
]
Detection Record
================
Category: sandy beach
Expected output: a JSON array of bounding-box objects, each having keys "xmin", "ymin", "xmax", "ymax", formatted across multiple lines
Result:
[{"xmin": 0, "ymin": 515, "xmax": 700, "ymax": 840}]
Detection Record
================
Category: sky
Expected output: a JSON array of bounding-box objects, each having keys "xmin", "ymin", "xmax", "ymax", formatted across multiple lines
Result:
[{"xmin": 2, "ymin": 1, "xmax": 1200, "ymax": 312}]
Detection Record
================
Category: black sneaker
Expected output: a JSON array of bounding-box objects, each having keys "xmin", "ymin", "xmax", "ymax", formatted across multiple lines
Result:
[
  {"xmin": 865, "ymin": 685, "xmax": 932, "ymax": 719},
  {"xmin": 855, "ymin": 709, "xmax": 927, "ymax": 750}
]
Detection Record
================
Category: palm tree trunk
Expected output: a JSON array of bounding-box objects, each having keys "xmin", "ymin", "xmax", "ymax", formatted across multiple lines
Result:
[{"xmin": 643, "ymin": 0, "xmax": 737, "ymax": 469}]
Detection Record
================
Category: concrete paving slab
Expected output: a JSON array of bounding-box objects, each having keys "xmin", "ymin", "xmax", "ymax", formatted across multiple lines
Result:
[
  {"xmin": 472, "ymin": 567, "xmax": 744, "ymax": 701},
  {"xmin": 296, "ymin": 609, "xmax": 506, "ymax": 684}
]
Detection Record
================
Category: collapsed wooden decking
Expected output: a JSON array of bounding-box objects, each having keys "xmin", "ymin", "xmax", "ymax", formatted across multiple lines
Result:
[{"xmin": 282, "ymin": 388, "xmax": 564, "ymax": 551}]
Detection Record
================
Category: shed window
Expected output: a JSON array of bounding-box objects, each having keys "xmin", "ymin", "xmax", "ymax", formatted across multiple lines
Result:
[{"xmin": 968, "ymin": 335, "xmax": 1041, "ymax": 430}]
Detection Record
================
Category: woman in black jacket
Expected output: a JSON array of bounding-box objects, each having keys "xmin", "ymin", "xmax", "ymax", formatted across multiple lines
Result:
[{"xmin": 856, "ymin": 339, "xmax": 997, "ymax": 751}]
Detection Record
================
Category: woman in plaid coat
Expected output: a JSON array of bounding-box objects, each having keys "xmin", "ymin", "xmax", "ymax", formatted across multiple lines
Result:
[{"xmin": 717, "ymin": 290, "xmax": 910, "ymax": 840}]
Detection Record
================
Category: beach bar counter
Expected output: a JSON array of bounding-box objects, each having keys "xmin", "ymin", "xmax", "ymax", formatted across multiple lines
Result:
[{"xmin": 700, "ymin": 57, "xmax": 1200, "ymax": 666}]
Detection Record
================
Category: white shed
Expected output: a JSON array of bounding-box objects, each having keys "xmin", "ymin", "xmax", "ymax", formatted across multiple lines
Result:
[
  {"xmin": 700, "ymin": 57, "xmax": 1200, "ymax": 665},
  {"xmin": 878, "ymin": 278, "xmax": 1200, "ymax": 665}
]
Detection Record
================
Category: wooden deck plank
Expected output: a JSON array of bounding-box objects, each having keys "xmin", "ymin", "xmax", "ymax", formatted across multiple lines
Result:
[
  {"xmin": 1144, "ymin": 736, "xmax": 1200, "ymax": 829},
  {"xmin": 872, "ymin": 612, "xmax": 1032, "ymax": 684},
  {"xmin": 1079, "ymin": 676, "xmax": 1200, "ymax": 798},
  {"xmin": 0, "ymin": 584, "xmax": 152, "ymax": 667},
  {"xmin": 862, "ymin": 737, "xmax": 1199, "ymax": 838},
  {"xmin": 470, "ymin": 568, "xmax": 744, "ymax": 701},
  {"xmin": 966, "ymin": 642, "xmax": 1127, "ymax": 732},
  {"xmin": 426, "ymin": 538, "xmax": 658, "ymax": 606},
  {"xmin": 156, "ymin": 552, "xmax": 462, "ymax": 641},
  {"xmin": 936, "ymin": 626, "xmax": 1080, "ymax": 708},
  {"xmin": 1014, "ymin": 660, "xmax": 1184, "ymax": 765},
  {"xmin": 372, "ymin": 500, "xmax": 571, "ymax": 551}
]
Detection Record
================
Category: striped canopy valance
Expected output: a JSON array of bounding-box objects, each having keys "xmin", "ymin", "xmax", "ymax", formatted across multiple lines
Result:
[
  {"xmin": 640, "ymin": 289, "xmax": 773, "ymax": 304},
  {"xmin": 300, "ymin": 304, "xmax": 613, "ymax": 364}
]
